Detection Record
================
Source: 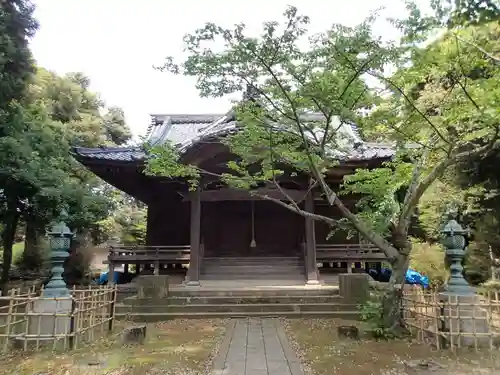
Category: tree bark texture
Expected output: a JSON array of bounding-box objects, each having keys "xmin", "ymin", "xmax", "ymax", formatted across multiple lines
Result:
[
  {"xmin": 1, "ymin": 198, "xmax": 20, "ymax": 295},
  {"xmin": 22, "ymin": 218, "xmax": 43, "ymax": 270}
]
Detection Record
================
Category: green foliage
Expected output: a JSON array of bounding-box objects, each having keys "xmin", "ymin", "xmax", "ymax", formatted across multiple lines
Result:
[
  {"xmin": 153, "ymin": 7, "xmax": 389, "ymax": 190},
  {"xmin": 358, "ymin": 298, "xmax": 395, "ymax": 339},
  {"xmin": 0, "ymin": 0, "xmax": 38, "ymax": 115},
  {"xmin": 0, "ymin": 242, "xmax": 25, "ymax": 263},
  {"xmin": 146, "ymin": 142, "xmax": 200, "ymax": 190},
  {"xmin": 341, "ymin": 160, "xmax": 414, "ymax": 236},
  {"xmin": 114, "ymin": 204, "xmax": 147, "ymax": 245},
  {"xmin": 409, "ymin": 239, "xmax": 448, "ymax": 289},
  {"xmin": 479, "ymin": 279, "xmax": 500, "ymax": 292},
  {"xmin": 146, "ymin": 3, "xmax": 500, "ymax": 330}
]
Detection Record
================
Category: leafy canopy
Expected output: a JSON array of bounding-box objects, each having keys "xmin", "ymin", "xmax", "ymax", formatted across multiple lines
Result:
[{"xmin": 148, "ymin": 4, "xmax": 500, "ymax": 263}]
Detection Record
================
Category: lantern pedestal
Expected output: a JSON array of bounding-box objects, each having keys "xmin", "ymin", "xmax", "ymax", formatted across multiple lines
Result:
[
  {"xmin": 28, "ymin": 298, "xmax": 72, "ymax": 336},
  {"xmin": 439, "ymin": 215, "xmax": 489, "ymax": 347},
  {"xmin": 14, "ymin": 217, "xmax": 74, "ymax": 347},
  {"xmin": 439, "ymin": 293, "xmax": 489, "ymax": 347}
]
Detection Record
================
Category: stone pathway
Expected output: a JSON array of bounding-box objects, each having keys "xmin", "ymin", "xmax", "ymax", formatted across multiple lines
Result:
[{"xmin": 211, "ymin": 318, "xmax": 305, "ymax": 375}]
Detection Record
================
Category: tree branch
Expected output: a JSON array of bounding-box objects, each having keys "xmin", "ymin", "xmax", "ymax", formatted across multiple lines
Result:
[
  {"xmin": 255, "ymin": 192, "xmax": 337, "ymax": 226},
  {"xmin": 454, "ymin": 33, "xmax": 500, "ymax": 64}
]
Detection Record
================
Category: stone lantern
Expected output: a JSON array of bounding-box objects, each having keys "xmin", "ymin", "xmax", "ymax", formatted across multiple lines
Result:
[
  {"xmin": 440, "ymin": 214, "xmax": 474, "ymax": 296},
  {"xmin": 43, "ymin": 218, "xmax": 73, "ymax": 297},
  {"xmin": 439, "ymin": 213, "xmax": 489, "ymax": 347}
]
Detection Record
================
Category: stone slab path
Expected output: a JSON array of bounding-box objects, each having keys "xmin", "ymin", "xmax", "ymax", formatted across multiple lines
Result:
[{"xmin": 211, "ymin": 318, "xmax": 305, "ymax": 375}]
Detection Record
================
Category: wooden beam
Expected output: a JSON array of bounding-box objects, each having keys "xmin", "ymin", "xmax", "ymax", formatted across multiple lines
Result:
[
  {"xmin": 186, "ymin": 185, "xmax": 201, "ymax": 286},
  {"xmin": 182, "ymin": 187, "xmax": 309, "ymax": 202}
]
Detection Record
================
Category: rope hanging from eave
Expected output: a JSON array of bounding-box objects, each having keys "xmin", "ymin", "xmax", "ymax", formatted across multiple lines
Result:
[{"xmin": 250, "ymin": 200, "xmax": 256, "ymax": 248}]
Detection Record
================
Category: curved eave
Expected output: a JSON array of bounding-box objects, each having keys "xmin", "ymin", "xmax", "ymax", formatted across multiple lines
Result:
[{"xmin": 71, "ymin": 147, "xmax": 146, "ymax": 167}]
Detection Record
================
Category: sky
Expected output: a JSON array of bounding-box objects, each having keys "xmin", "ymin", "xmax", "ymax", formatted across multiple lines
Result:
[{"xmin": 30, "ymin": 0, "xmax": 428, "ymax": 139}]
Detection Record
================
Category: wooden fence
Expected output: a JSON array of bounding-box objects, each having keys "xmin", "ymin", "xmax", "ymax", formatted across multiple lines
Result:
[
  {"xmin": 0, "ymin": 285, "xmax": 117, "ymax": 353},
  {"xmin": 401, "ymin": 286, "xmax": 500, "ymax": 351}
]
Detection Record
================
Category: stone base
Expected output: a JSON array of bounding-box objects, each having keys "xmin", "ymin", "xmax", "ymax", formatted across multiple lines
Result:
[
  {"xmin": 439, "ymin": 293, "xmax": 490, "ymax": 348},
  {"xmin": 29, "ymin": 298, "xmax": 72, "ymax": 336},
  {"xmin": 339, "ymin": 273, "xmax": 370, "ymax": 303},
  {"xmin": 121, "ymin": 324, "xmax": 147, "ymax": 345},
  {"xmin": 136, "ymin": 275, "xmax": 169, "ymax": 300},
  {"xmin": 305, "ymin": 279, "xmax": 320, "ymax": 286}
]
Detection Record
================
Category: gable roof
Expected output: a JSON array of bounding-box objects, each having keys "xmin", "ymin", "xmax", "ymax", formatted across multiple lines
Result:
[{"xmin": 72, "ymin": 112, "xmax": 395, "ymax": 163}]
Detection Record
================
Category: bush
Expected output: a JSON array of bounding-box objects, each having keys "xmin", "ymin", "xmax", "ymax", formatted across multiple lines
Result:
[
  {"xmin": 64, "ymin": 245, "xmax": 96, "ymax": 285},
  {"xmin": 463, "ymin": 240, "xmax": 492, "ymax": 285},
  {"xmin": 15, "ymin": 238, "xmax": 50, "ymax": 272},
  {"xmin": 409, "ymin": 239, "xmax": 448, "ymax": 290}
]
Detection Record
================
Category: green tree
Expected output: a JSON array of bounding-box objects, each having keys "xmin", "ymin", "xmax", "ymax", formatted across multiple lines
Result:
[
  {"xmin": 0, "ymin": 0, "xmax": 39, "ymax": 292},
  {"xmin": 16, "ymin": 68, "xmax": 133, "ymax": 271},
  {"xmin": 147, "ymin": 4, "xmax": 500, "ymax": 327}
]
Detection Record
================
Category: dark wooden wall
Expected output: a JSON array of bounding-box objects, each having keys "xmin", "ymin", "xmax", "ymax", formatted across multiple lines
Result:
[
  {"xmin": 202, "ymin": 201, "xmax": 303, "ymax": 257},
  {"xmin": 145, "ymin": 191, "xmax": 354, "ymax": 253},
  {"xmin": 146, "ymin": 191, "xmax": 190, "ymax": 246},
  {"xmin": 313, "ymin": 202, "xmax": 355, "ymax": 245}
]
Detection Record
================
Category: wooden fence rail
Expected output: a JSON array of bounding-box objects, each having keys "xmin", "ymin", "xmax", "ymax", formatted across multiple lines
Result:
[
  {"xmin": 0, "ymin": 285, "xmax": 117, "ymax": 353},
  {"xmin": 108, "ymin": 245, "xmax": 191, "ymax": 264},
  {"xmin": 316, "ymin": 243, "xmax": 387, "ymax": 273},
  {"xmin": 401, "ymin": 286, "xmax": 500, "ymax": 351}
]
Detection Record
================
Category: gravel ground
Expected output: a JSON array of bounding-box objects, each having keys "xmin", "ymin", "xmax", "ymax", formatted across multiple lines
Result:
[{"xmin": 280, "ymin": 318, "xmax": 500, "ymax": 375}]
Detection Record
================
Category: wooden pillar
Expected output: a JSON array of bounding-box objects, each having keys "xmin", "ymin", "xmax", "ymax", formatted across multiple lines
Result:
[
  {"xmin": 108, "ymin": 262, "xmax": 115, "ymax": 286},
  {"xmin": 305, "ymin": 191, "xmax": 319, "ymax": 285},
  {"xmin": 186, "ymin": 185, "xmax": 201, "ymax": 286}
]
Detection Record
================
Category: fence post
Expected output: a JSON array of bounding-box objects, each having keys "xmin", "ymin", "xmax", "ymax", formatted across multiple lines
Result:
[
  {"xmin": 108, "ymin": 285, "xmax": 117, "ymax": 333},
  {"xmin": 2, "ymin": 289, "xmax": 15, "ymax": 354},
  {"xmin": 68, "ymin": 297, "xmax": 76, "ymax": 350}
]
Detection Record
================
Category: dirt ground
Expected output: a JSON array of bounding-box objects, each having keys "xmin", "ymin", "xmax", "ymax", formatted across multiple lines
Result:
[
  {"xmin": 0, "ymin": 319, "xmax": 227, "ymax": 375},
  {"xmin": 282, "ymin": 318, "xmax": 500, "ymax": 375}
]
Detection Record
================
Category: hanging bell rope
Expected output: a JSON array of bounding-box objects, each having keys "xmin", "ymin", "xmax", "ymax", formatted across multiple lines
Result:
[{"xmin": 250, "ymin": 200, "xmax": 256, "ymax": 248}]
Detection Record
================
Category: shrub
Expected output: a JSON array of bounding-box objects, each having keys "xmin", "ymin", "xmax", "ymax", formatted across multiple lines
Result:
[
  {"xmin": 409, "ymin": 239, "xmax": 448, "ymax": 290},
  {"xmin": 358, "ymin": 292, "xmax": 396, "ymax": 339},
  {"xmin": 463, "ymin": 240, "xmax": 492, "ymax": 285},
  {"xmin": 15, "ymin": 238, "xmax": 50, "ymax": 272}
]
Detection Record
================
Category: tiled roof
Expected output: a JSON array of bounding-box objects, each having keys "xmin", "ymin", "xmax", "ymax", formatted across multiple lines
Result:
[
  {"xmin": 72, "ymin": 146, "xmax": 145, "ymax": 162},
  {"xmin": 73, "ymin": 113, "xmax": 395, "ymax": 163}
]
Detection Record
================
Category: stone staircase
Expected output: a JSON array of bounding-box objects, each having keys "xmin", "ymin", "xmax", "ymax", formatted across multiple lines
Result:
[
  {"xmin": 200, "ymin": 256, "xmax": 305, "ymax": 282},
  {"xmin": 114, "ymin": 287, "xmax": 360, "ymax": 321}
]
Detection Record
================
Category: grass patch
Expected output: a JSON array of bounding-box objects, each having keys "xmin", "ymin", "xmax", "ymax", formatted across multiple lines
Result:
[
  {"xmin": 0, "ymin": 319, "xmax": 227, "ymax": 375},
  {"xmin": 282, "ymin": 318, "xmax": 500, "ymax": 375},
  {"xmin": 0, "ymin": 242, "xmax": 25, "ymax": 264}
]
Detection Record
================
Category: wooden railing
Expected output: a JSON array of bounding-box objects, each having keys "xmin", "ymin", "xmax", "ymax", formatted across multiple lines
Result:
[
  {"xmin": 316, "ymin": 243, "xmax": 387, "ymax": 263},
  {"xmin": 108, "ymin": 245, "xmax": 191, "ymax": 264}
]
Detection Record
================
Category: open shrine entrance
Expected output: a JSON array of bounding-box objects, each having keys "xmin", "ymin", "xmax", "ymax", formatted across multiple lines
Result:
[{"xmin": 202, "ymin": 200, "xmax": 303, "ymax": 258}]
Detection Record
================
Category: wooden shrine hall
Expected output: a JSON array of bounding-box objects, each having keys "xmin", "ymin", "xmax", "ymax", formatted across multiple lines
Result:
[{"xmin": 72, "ymin": 112, "xmax": 394, "ymax": 285}]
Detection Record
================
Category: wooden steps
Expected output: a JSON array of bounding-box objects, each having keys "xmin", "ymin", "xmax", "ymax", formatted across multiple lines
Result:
[{"xmin": 200, "ymin": 256, "xmax": 305, "ymax": 281}]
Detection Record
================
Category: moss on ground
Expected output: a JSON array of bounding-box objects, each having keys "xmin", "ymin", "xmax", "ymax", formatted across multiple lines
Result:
[
  {"xmin": 0, "ymin": 319, "xmax": 227, "ymax": 375},
  {"xmin": 283, "ymin": 318, "xmax": 500, "ymax": 375}
]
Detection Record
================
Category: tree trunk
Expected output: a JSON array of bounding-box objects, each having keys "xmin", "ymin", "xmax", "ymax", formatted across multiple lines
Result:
[
  {"xmin": 0, "ymin": 200, "xmax": 20, "ymax": 295},
  {"xmin": 381, "ymin": 243, "xmax": 410, "ymax": 330},
  {"xmin": 22, "ymin": 218, "xmax": 43, "ymax": 270}
]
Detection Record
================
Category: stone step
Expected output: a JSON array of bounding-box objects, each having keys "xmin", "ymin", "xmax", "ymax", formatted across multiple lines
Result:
[
  {"xmin": 200, "ymin": 270, "xmax": 304, "ymax": 280},
  {"xmin": 116, "ymin": 302, "xmax": 356, "ymax": 314},
  {"xmin": 124, "ymin": 295, "xmax": 343, "ymax": 305},
  {"xmin": 116, "ymin": 310, "xmax": 360, "ymax": 322},
  {"xmin": 168, "ymin": 287, "xmax": 338, "ymax": 298},
  {"xmin": 202, "ymin": 264, "xmax": 304, "ymax": 269},
  {"xmin": 203, "ymin": 257, "xmax": 300, "ymax": 262},
  {"xmin": 200, "ymin": 275, "xmax": 304, "ymax": 281}
]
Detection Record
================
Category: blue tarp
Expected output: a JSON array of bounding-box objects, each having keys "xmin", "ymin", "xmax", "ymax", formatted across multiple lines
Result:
[
  {"xmin": 368, "ymin": 267, "xmax": 429, "ymax": 288},
  {"xmin": 406, "ymin": 269, "xmax": 429, "ymax": 288},
  {"xmin": 97, "ymin": 271, "xmax": 120, "ymax": 285}
]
